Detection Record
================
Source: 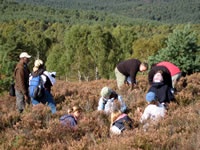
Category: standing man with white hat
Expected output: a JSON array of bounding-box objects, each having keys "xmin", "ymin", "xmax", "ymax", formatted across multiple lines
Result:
[{"xmin": 14, "ymin": 52, "xmax": 31, "ymax": 113}]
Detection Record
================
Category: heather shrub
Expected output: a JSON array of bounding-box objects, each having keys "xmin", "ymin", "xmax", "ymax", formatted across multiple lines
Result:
[
  {"xmin": 175, "ymin": 73, "xmax": 200, "ymax": 106},
  {"xmin": 0, "ymin": 73, "xmax": 200, "ymax": 149}
]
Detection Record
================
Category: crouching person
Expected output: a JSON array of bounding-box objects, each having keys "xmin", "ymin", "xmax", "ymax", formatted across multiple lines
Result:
[
  {"xmin": 60, "ymin": 106, "xmax": 82, "ymax": 129},
  {"xmin": 140, "ymin": 92, "xmax": 167, "ymax": 131},
  {"xmin": 110, "ymin": 108, "xmax": 133, "ymax": 136},
  {"xmin": 29, "ymin": 59, "xmax": 56, "ymax": 114},
  {"xmin": 97, "ymin": 86, "xmax": 127, "ymax": 114}
]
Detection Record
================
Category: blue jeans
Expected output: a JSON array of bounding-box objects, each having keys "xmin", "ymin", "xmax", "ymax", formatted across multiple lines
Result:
[{"xmin": 31, "ymin": 90, "xmax": 56, "ymax": 114}]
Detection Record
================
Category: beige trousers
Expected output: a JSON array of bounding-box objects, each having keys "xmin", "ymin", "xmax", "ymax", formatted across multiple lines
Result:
[{"xmin": 115, "ymin": 67, "xmax": 126, "ymax": 89}]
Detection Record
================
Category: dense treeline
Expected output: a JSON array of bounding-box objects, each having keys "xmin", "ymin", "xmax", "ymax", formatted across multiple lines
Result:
[
  {"xmin": 0, "ymin": 0, "xmax": 200, "ymax": 93},
  {"xmin": 0, "ymin": 0, "xmax": 157, "ymax": 25},
  {"xmin": 13, "ymin": 0, "xmax": 200, "ymax": 24},
  {"xmin": 0, "ymin": 20, "xmax": 200, "ymax": 93}
]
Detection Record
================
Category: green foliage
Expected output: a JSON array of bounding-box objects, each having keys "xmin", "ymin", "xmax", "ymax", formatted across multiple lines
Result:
[
  {"xmin": 112, "ymin": 26, "xmax": 137, "ymax": 59},
  {"xmin": 148, "ymin": 25, "xmax": 200, "ymax": 74},
  {"xmin": 0, "ymin": 21, "xmax": 53, "ymax": 92},
  {"xmin": 0, "ymin": 19, "xmax": 199, "ymax": 92},
  {"xmin": 63, "ymin": 25, "xmax": 119, "ymax": 80},
  {"xmin": 12, "ymin": 0, "xmax": 200, "ymax": 24},
  {"xmin": 0, "ymin": 0, "xmax": 158, "ymax": 26},
  {"xmin": 45, "ymin": 44, "xmax": 65, "ymax": 75},
  {"xmin": 132, "ymin": 34, "xmax": 167, "ymax": 61}
]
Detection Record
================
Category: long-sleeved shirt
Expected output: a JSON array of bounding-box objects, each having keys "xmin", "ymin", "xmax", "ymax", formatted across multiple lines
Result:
[
  {"xmin": 140, "ymin": 103, "xmax": 166, "ymax": 123},
  {"xmin": 148, "ymin": 82, "xmax": 174, "ymax": 103},
  {"xmin": 60, "ymin": 114, "xmax": 77, "ymax": 127},
  {"xmin": 117, "ymin": 59, "xmax": 141, "ymax": 84},
  {"xmin": 97, "ymin": 95, "xmax": 127, "ymax": 113},
  {"xmin": 14, "ymin": 61, "xmax": 30, "ymax": 95}
]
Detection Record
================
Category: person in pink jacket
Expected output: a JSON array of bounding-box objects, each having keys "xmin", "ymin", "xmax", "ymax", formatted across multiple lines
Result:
[{"xmin": 156, "ymin": 61, "xmax": 182, "ymax": 89}]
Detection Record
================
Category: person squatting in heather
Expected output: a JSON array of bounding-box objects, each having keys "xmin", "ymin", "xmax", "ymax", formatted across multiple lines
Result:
[
  {"xmin": 110, "ymin": 102, "xmax": 133, "ymax": 136},
  {"xmin": 147, "ymin": 70, "xmax": 175, "ymax": 104},
  {"xmin": 140, "ymin": 91, "xmax": 167, "ymax": 130},
  {"xmin": 97, "ymin": 86, "xmax": 127, "ymax": 114},
  {"xmin": 60, "ymin": 105, "xmax": 82, "ymax": 129}
]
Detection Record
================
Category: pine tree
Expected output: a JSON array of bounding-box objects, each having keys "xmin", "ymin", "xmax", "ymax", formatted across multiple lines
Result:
[{"xmin": 148, "ymin": 25, "xmax": 200, "ymax": 74}]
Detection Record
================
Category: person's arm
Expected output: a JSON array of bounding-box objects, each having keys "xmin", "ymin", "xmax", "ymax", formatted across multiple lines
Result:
[
  {"xmin": 164, "ymin": 71, "xmax": 173, "ymax": 88},
  {"xmin": 118, "ymin": 95, "xmax": 127, "ymax": 113},
  {"xmin": 129, "ymin": 62, "xmax": 140, "ymax": 90},
  {"xmin": 167, "ymin": 87, "xmax": 175, "ymax": 102},
  {"xmin": 140, "ymin": 107, "xmax": 150, "ymax": 123},
  {"xmin": 70, "ymin": 117, "xmax": 78, "ymax": 127},
  {"xmin": 148, "ymin": 69, "xmax": 155, "ymax": 85},
  {"xmin": 130, "ymin": 68, "xmax": 137, "ymax": 86},
  {"xmin": 97, "ymin": 97, "xmax": 105, "ymax": 111}
]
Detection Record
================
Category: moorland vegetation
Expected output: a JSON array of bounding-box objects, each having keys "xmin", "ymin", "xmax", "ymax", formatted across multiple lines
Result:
[
  {"xmin": 0, "ymin": 73, "xmax": 200, "ymax": 149},
  {"xmin": 0, "ymin": 0, "xmax": 200, "ymax": 149}
]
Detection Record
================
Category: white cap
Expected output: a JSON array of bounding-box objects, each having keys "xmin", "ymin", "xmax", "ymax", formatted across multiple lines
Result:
[{"xmin": 19, "ymin": 52, "xmax": 31, "ymax": 58}]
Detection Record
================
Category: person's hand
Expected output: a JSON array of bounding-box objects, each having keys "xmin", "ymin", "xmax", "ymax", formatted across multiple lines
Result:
[
  {"xmin": 24, "ymin": 94, "xmax": 30, "ymax": 105},
  {"xmin": 24, "ymin": 94, "xmax": 28, "ymax": 101},
  {"xmin": 128, "ymin": 88, "xmax": 132, "ymax": 94},
  {"xmin": 136, "ymin": 107, "xmax": 143, "ymax": 118}
]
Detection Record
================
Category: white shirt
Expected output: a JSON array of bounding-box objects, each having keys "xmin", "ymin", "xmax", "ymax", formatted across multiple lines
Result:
[
  {"xmin": 140, "ymin": 103, "xmax": 166, "ymax": 123},
  {"xmin": 42, "ymin": 71, "xmax": 56, "ymax": 85},
  {"xmin": 97, "ymin": 95, "xmax": 127, "ymax": 113}
]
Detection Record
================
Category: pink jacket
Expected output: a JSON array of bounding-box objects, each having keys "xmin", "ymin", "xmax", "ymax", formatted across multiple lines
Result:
[{"xmin": 156, "ymin": 61, "xmax": 181, "ymax": 76}]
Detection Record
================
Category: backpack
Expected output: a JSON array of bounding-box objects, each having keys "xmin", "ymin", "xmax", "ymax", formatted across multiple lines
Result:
[
  {"xmin": 29, "ymin": 75, "xmax": 45, "ymax": 99},
  {"xmin": 9, "ymin": 82, "xmax": 15, "ymax": 97}
]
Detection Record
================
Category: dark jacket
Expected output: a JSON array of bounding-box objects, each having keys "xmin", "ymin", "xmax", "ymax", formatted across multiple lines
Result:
[
  {"xmin": 148, "ymin": 82, "xmax": 174, "ymax": 103},
  {"xmin": 148, "ymin": 66, "xmax": 172, "ymax": 88},
  {"xmin": 60, "ymin": 114, "xmax": 77, "ymax": 127},
  {"xmin": 14, "ymin": 61, "xmax": 30, "ymax": 95},
  {"xmin": 117, "ymin": 59, "xmax": 141, "ymax": 84},
  {"xmin": 112, "ymin": 114, "xmax": 133, "ymax": 132}
]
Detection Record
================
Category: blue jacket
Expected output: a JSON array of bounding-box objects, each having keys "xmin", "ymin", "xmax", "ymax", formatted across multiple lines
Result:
[{"xmin": 60, "ymin": 114, "xmax": 77, "ymax": 127}]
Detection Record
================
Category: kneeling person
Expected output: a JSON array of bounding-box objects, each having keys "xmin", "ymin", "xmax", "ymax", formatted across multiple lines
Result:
[{"xmin": 97, "ymin": 86, "xmax": 127, "ymax": 114}]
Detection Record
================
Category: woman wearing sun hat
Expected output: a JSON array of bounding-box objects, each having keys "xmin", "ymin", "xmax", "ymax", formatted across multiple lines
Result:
[{"xmin": 29, "ymin": 59, "xmax": 57, "ymax": 114}]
